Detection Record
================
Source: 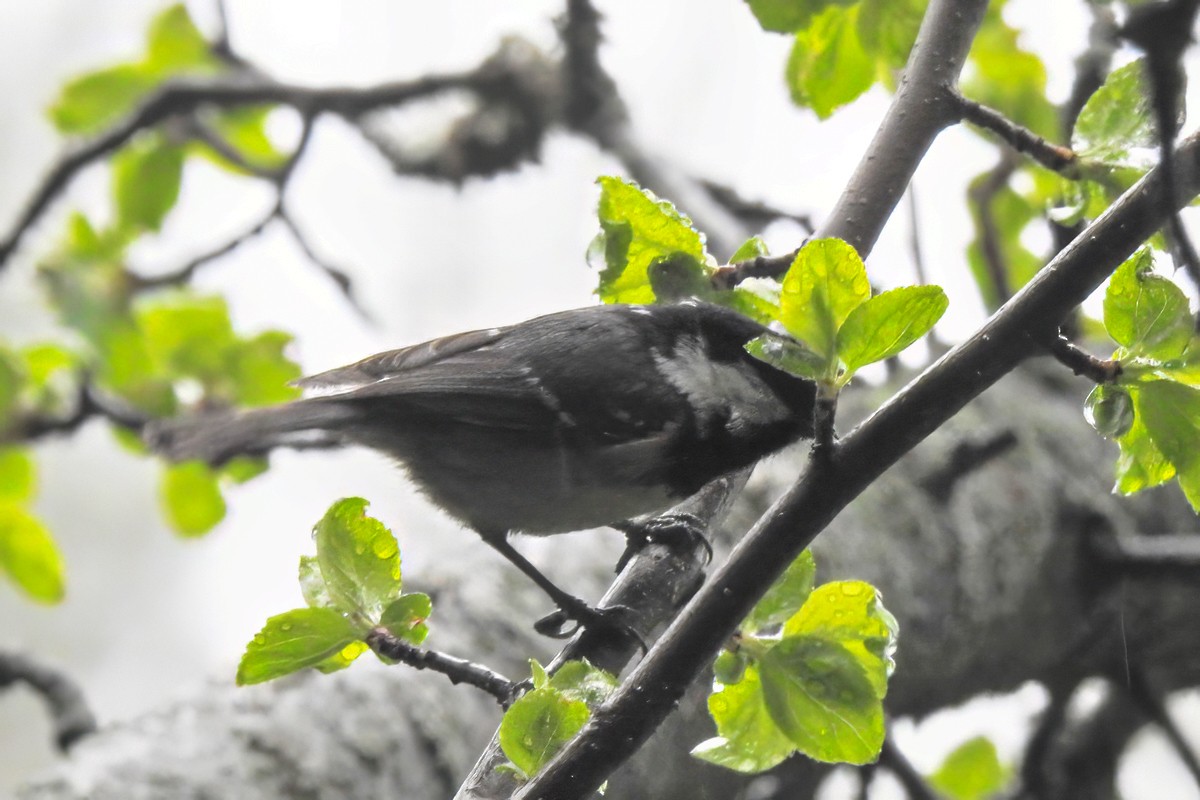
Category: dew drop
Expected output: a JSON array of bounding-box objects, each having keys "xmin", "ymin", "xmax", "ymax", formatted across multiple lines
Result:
[{"xmin": 373, "ymin": 536, "xmax": 398, "ymax": 559}]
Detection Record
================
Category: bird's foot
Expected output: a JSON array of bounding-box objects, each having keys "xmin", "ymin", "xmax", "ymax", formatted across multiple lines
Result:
[
  {"xmin": 612, "ymin": 513, "xmax": 713, "ymax": 573},
  {"xmin": 534, "ymin": 599, "xmax": 646, "ymax": 652}
]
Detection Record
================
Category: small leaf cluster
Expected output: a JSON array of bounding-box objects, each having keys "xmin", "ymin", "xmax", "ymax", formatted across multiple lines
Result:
[
  {"xmin": 966, "ymin": 55, "xmax": 1160, "ymax": 311},
  {"xmin": 593, "ymin": 180, "xmax": 946, "ymax": 387},
  {"xmin": 1054, "ymin": 59, "xmax": 1161, "ymax": 229},
  {"xmin": 745, "ymin": 0, "xmax": 924, "ymax": 118},
  {"xmin": 0, "ymin": 4, "xmax": 302, "ymax": 555},
  {"xmin": 1084, "ymin": 248, "xmax": 1200, "ymax": 512},
  {"xmin": 746, "ymin": 239, "xmax": 946, "ymax": 391},
  {"xmin": 592, "ymin": 176, "xmax": 777, "ymax": 322},
  {"xmin": 237, "ymin": 498, "xmax": 432, "ymax": 685},
  {"xmin": 497, "ymin": 659, "xmax": 618, "ymax": 780},
  {"xmin": 35, "ymin": 213, "xmax": 300, "ymax": 537},
  {"xmin": 692, "ymin": 550, "xmax": 898, "ymax": 770},
  {"xmin": 926, "ymin": 736, "xmax": 1012, "ymax": 800},
  {"xmin": 49, "ymin": 4, "xmax": 286, "ymax": 173},
  {"xmin": 0, "ymin": 344, "xmax": 81, "ymax": 603},
  {"xmin": 0, "ymin": 448, "xmax": 64, "ymax": 603}
]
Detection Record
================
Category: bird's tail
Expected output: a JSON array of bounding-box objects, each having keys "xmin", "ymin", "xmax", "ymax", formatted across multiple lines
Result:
[{"xmin": 144, "ymin": 399, "xmax": 358, "ymax": 464}]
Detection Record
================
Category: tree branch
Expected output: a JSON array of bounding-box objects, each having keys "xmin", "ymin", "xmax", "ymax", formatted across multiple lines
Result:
[
  {"xmin": 0, "ymin": 72, "xmax": 480, "ymax": 271},
  {"xmin": 0, "ymin": 650, "xmax": 97, "ymax": 752},
  {"xmin": 1041, "ymin": 334, "xmax": 1121, "ymax": 384},
  {"xmin": 953, "ymin": 92, "xmax": 1077, "ymax": 173},
  {"xmin": 365, "ymin": 629, "xmax": 516, "ymax": 706}
]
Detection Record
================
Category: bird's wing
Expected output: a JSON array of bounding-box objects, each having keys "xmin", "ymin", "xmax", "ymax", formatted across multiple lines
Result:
[
  {"xmin": 293, "ymin": 324, "xmax": 582, "ymax": 432},
  {"xmin": 295, "ymin": 327, "xmax": 510, "ymax": 394}
]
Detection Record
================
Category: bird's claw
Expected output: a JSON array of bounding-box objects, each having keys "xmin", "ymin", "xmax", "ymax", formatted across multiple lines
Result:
[
  {"xmin": 613, "ymin": 513, "xmax": 713, "ymax": 572},
  {"xmin": 534, "ymin": 601, "xmax": 647, "ymax": 652}
]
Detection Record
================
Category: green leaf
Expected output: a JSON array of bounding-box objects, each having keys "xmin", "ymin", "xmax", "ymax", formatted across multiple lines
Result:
[
  {"xmin": 531, "ymin": 659, "xmax": 550, "ymax": 689},
  {"xmin": 693, "ymin": 664, "xmax": 797, "ymax": 772},
  {"xmin": 787, "ymin": 5, "xmax": 874, "ymax": 119},
  {"xmin": 779, "ymin": 238, "xmax": 870, "ymax": 362},
  {"xmin": 112, "ymin": 133, "xmax": 185, "ymax": 233},
  {"xmin": 222, "ymin": 456, "xmax": 269, "ymax": 484},
  {"xmin": 159, "ymin": 461, "xmax": 226, "ymax": 536},
  {"xmin": 229, "ymin": 331, "xmax": 303, "ymax": 406},
  {"xmin": 0, "ymin": 505, "xmax": 65, "ymax": 603},
  {"xmin": 498, "ymin": 686, "xmax": 590, "ymax": 779},
  {"xmin": 594, "ymin": 176, "xmax": 708, "ymax": 304},
  {"xmin": 744, "ymin": 0, "xmax": 840, "ymax": 33},
  {"xmin": 928, "ymin": 736, "xmax": 1010, "ymax": 800},
  {"xmin": 548, "ymin": 660, "xmax": 619, "ymax": 706},
  {"xmin": 746, "ymin": 333, "xmax": 827, "ymax": 381},
  {"xmin": 742, "ymin": 550, "xmax": 816, "ymax": 633},
  {"xmin": 1072, "ymin": 59, "xmax": 1156, "ymax": 167},
  {"xmin": 201, "ymin": 106, "xmax": 288, "ymax": 172},
  {"xmin": 1084, "ymin": 384, "xmax": 1134, "ymax": 439},
  {"xmin": 1132, "ymin": 380, "xmax": 1200, "ymax": 509},
  {"xmin": 313, "ymin": 640, "xmax": 369, "ymax": 674},
  {"xmin": 0, "ymin": 448, "xmax": 35, "ymax": 504},
  {"xmin": 857, "ymin": 0, "xmax": 924, "ymax": 74},
  {"xmin": 236, "ymin": 607, "xmax": 362, "ymax": 685},
  {"xmin": 144, "ymin": 4, "xmax": 215, "ymax": 75},
  {"xmin": 713, "ymin": 650, "xmax": 750, "ymax": 686},
  {"xmin": 137, "ymin": 295, "xmax": 235, "ymax": 380},
  {"xmin": 1103, "ymin": 249, "xmax": 1192, "ymax": 361},
  {"xmin": 1114, "ymin": 407, "xmax": 1176, "ymax": 495},
  {"xmin": 313, "ymin": 497, "xmax": 401, "ymax": 622},
  {"xmin": 299, "ymin": 555, "xmax": 334, "ymax": 609},
  {"xmin": 48, "ymin": 65, "xmax": 156, "ymax": 135},
  {"xmin": 0, "ymin": 349, "xmax": 22, "ymax": 431},
  {"xmin": 782, "ymin": 581, "xmax": 898, "ymax": 674},
  {"xmin": 729, "ymin": 236, "xmax": 770, "ymax": 264},
  {"xmin": 380, "ymin": 593, "xmax": 432, "ymax": 645},
  {"xmin": 837, "ymin": 285, "xmax": 947, "ymax": 374},
  {"xmin": 963, "ymin": 8, "xmax": 1057, "ymax": 139},
  {"xmin": 760, "ymin": 636, "xmax": 884, "ymax": 764}
]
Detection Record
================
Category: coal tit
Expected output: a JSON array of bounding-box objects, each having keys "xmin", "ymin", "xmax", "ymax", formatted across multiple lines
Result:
[{"xmin": 148, "ymin": 301, "xmax": 816, "ymax": 631}]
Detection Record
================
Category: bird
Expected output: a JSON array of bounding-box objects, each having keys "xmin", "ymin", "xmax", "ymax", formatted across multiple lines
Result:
[{"xmin": 146, "ymin": 300, "xmax": 817, "ymax": 636}]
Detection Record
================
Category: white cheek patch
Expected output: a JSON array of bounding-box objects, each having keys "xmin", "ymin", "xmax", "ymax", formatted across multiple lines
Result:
[{"xmin": 653, "ymin": 338, "xmax": 791, "ymax": 432}]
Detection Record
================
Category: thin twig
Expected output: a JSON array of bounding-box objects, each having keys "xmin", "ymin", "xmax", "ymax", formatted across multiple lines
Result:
[
  {"xmin": 1125, "ymin": 662, "xmax": 1200, "ymax": 793},
  {"xmin": 952, "ymin": 92, "xmax": 1077, "ymax": 173},
  {"xmin": 879, "ymin": 738, "xmax": 939, "ymax": 800},
  {"xmin": 0, "ymin": 650, "xmax": 97, "ymax": 752},
  {"xmin": 0, "ymin": 72, "xmax": 479, "ymax": 270},
  {"xmin": 276, "ymin": 209, "xmax": 366, "ymax": 318},
  {"xmin": 699, "ymin": 181, "xmax": 815, "ymax": 232},
  {"xmin": 1041, "ymin": 334, "xmax": 1121, "ymax": 384},
  {"xmin": 131, "ymin": 207, "xmax": 277, "ymax": 290},
  {"xmin": 365, "ymin": 628, "xmax": 516, "ymax": 706},
  {"xmin": 968, "ymin": 152, "xmax": 1021, "ymax": 308},
  {"xmin": 710, "ymin": 250, "xmax": 799, "ymax": 290},
  {"xmin": 2, "ymin": 381, "xmax": 150, "ymax": 445},
  {"xmin": 918, "ymin": 429, "xmax": 1019, "ymax": 502}
]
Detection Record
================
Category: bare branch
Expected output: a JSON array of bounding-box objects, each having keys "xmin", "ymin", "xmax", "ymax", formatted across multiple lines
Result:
[
  {"xmin": 365, "ymin": 629, "xmax": 516, "ymax": 706},
  {"xmin": 0, "ymin": 72, "xmax": 480, "ymax": 271},
  {"xmin": 879, "ymin": 738, "xmax": 939, "ymax": 800},
  {"xmin": 1041, "ymin": 334, "xmax": 1121, "ymax": 384},
  {"xmin": 1, "ymin": 381, "xmax": 149, "ymax": 445},
  {"xmin": 953, "ymin": 92, "xmax": 1077, "ymax": 173},
  {"xmin": 0, "ymin": 650, "xmax": 97, "ymax": 752}
]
